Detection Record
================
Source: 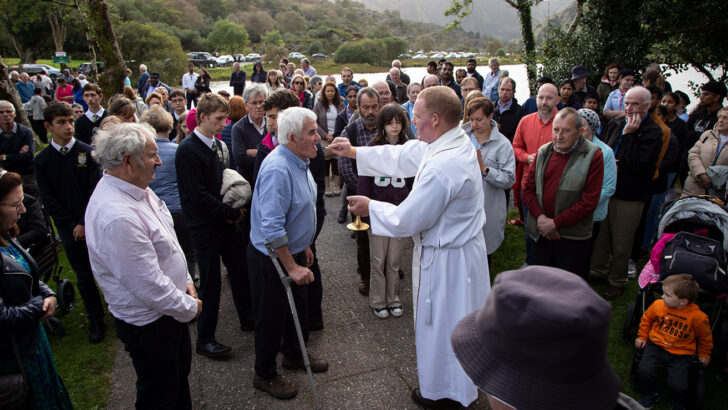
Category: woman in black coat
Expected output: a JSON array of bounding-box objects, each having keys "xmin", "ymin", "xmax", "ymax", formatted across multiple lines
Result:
[
  {"xmin": 250, "ymin": 61, "xmax": 267, "ymax": 83},
  {"xmin": 0, "ymin": 170, "xmax": 72, "ymax": 409}
]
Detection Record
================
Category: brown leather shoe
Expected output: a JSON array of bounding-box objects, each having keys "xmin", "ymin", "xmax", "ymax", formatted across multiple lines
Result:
[
  {"xmin": 411, "ymin": 388, "xmax": 462, "ymax": 409},
  {"xmin": 358, "ymin": 279, "xmax": 369, "ymax": 295},
  {"xmin": 603, "ymin": 285, "xmax": 626, "ymax": 300},
  {"xmin": 253, "ymin": 374, "xmax": 297, "ymax": 400},
  {"xmin": 282, "ymin": 354, "xmax": 329, "ymax": 373}
]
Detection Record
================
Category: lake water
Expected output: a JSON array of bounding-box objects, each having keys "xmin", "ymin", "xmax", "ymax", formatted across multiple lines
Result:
[{"xmin": 212, "ymin": 64, "xmax": 723, "ymax": 111}]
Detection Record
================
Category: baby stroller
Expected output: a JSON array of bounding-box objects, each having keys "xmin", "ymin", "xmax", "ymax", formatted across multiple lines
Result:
[
  {"xmin": 622, "ymin": 196, "xmax": 728, "ymax": 407},
  {"xmin": 22, "ymin": 202, "xmax": 76, "ymax": 336}
]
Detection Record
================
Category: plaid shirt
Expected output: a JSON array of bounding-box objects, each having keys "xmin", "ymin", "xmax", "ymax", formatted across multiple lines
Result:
[{"xmin": 339, "ymin": 118, "xmax": 377, "ymax": 192}]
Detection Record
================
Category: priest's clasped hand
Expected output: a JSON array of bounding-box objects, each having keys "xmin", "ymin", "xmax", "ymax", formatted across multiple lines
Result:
[
  {"xmin": 347, "ymin": 195, "xmax": 370, "ymax": 217},
  {"xmin": 328, "ymin": 137, "xmax": 356, "ymax": 158}
]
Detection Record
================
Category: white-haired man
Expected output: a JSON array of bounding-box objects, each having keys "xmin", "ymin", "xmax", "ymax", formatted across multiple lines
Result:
[
  {"xmin": 483, "ymin": 57, "xmax": 503, "ymax": 101},
  {"xmin": 248, "ymin": 107, "xmax": 328, "ymax": 399},
  {"xmin": 137, "ymin": 64, "xmax": 149, "ymax": 96},
  {"xmin": 85, "ymin": 122, "xmax": 201, "ymax": 409},
  {"xmin": 387, "ymin": 59, "xmax": 410, "ymax": 85}
]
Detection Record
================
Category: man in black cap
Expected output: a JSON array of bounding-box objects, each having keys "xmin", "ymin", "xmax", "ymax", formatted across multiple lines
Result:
[
  {"xmin": 571, "ymin": 65, "xmax": 598, "ymax": 106},
  {"xmin": 451, "ymin": 266, "xmax": 641, "ymax": 410},
  {"xmin": 679, "ymin": 81, "xmax": 727, "ymax": 187}
]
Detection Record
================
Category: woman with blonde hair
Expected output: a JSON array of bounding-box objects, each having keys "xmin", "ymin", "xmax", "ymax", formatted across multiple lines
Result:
[{"xmin": 123, "ymin": 86, "xmax": 148, "ymax": 118}]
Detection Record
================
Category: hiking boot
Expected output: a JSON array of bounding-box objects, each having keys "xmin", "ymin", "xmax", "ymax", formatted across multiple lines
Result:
[
  {"xmin": 603, "ymin": 285, "xmax": 626, "ymax": 300},
  {"xmin": 253, "ymin": 374, "xmax": 297, "ymax": 400},
  {"xmin": 282, "ymin": 354, "xmax": 329, "ymax": 373},
  {"xmin": 638, "ymin": 392, "xmax": 660, "ymax": 409},
  {"xmin": 627, "ymin": 259, "xmax": 637, "ymax": 279}
]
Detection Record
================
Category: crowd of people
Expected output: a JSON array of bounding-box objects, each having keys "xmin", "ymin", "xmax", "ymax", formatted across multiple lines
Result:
[{"xmin": 1, "ymin": 55, "xmax": 726, "ymax": 409}]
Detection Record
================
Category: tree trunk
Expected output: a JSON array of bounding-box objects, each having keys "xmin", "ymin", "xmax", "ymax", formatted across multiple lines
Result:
[
  {"xmin": 515, "ymin": 0, "xmax": 537, "ymax": 92},
  {"xmin": 86, "ymin": 0, "xmax": 126, "ymax": 100},
  {"xmin": 48, "ymin": 10, "xmax": 67, "ymax": 53},
  {"xmin": 10, "ymin": 35, "xmax": 29, "ymax": 64},
  {"xmin": 567, "ymin": 0, "xmax": 585, "ymax": 36},
  {"xmin": 0, "ymin": 57, "xmax": 32, "ymax": 128}
]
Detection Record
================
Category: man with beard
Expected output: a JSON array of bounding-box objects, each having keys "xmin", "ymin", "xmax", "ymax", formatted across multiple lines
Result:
[
  {"xmin": 339, "ymin": 87, "xmax": 380, "ymax": 295},
  {"xmin": 439, "ymin": 61, "xmax": 463, "ymax": 101},
  {"xmin": 140, "ymin": 72, "xmax": 172, "ymax": 100},
  {"xmin": 465, "ymin": 58, "xmax": 485, "ymax": 90}
]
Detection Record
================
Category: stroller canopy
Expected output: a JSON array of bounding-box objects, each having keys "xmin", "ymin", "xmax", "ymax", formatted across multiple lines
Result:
[{"xmin": 657, "ymin": 196, "xmax": 728, "ymax": 250}]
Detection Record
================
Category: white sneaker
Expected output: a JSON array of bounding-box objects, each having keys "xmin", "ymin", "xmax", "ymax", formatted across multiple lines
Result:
[
  {"xmin": 627, "ymin": 259, "xmax": 637, "ymax": 279},
  {"xmin": 372, "ymin": 307, "xmax": 389, "ymax": 319},
  {"xmin": 389, "ymin": 306, "xmax": 403, "ymax": 317}
]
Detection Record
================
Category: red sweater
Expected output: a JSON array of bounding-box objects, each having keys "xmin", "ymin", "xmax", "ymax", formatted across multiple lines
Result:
[{"xmin": 523, "ymin": 148, "xmax": 603, "ymax": 229}]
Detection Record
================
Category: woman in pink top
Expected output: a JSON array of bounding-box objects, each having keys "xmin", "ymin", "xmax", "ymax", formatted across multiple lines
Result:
[{"xmin": 54, "ymin": 78, "xmax": 74, "ymax": 103}]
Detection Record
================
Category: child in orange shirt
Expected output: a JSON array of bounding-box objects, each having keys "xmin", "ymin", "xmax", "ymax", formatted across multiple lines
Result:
[{"xmin": 635, "ymin": 274, "xmax": 713, "ymax": 409}]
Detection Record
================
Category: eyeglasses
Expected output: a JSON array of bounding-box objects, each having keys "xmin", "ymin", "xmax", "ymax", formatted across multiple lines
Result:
[
  {"xmin": 0, "ymin": 197, "xmax": 24, "ymax": 213},
  {"xmin": 293, "ymin": 81, "xmax": 305, "ymax": 85}
]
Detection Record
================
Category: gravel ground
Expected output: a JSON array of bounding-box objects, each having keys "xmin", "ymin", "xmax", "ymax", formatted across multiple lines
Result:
[{"xmin": 108, "ymin": 195, "xmax": 491, "ymax": 409}]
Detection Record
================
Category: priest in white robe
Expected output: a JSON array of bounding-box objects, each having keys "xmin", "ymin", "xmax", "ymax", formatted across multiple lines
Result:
[{"xmin": 329, "ymin": 86, "xmax": 491, "ymax": 407}]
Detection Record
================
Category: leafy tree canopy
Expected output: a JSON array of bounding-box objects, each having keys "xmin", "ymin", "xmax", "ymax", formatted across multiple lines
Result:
[{"xmin": 206, "ymin": 19, "xmax": 249, "ymax": 55}]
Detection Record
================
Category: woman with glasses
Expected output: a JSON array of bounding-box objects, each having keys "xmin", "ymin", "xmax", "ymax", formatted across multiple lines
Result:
[
  {"xmin": 0, "ymin": 169, "xmax": 73, "ymax": 409},
  {"xmin": 289, "ymin": 74, "xmax": 313, "ymax": 109}
]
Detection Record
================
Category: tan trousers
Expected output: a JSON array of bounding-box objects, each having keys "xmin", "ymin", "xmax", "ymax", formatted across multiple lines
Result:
[
  {"xmin": 590, "ymin": 198, "xmax": 645, "ymax": 287},
  {"xmin": 368, "ymin": 232, "xmax": 404, "ymax": 310}
]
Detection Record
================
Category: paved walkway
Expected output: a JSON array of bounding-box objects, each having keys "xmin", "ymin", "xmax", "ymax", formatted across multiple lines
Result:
[{"xmin": 108, "ymin": 196, "xmax": 490, "ymax": 409}]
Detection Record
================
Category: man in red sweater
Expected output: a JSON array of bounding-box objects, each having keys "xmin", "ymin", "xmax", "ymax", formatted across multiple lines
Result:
[
  {"xmin": 513, "ymin": 83, "xmax": 559, "ymax": 266},
  {"xmin": 523, "ymin": 108, "xmax": 604, "ymax": 279}
]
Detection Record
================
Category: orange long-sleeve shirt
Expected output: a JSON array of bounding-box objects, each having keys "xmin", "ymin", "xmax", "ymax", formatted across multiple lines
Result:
[
  {"xmin": 512, "ymin": 110, "xmax": 557, "ymax": 188},
  {"xmin": 637, "ymin": 299, "xmax": 713, "ymax": 358}
]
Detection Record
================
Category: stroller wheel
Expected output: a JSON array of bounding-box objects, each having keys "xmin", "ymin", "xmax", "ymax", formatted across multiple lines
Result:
[
  {"xmin": 44, "ymin": 317, "xmax": 65, "ymax": 337},
  {"xmin": 623, "ymin": 301, "xmax": 637, "ymax": 341},
  {"xmin": 57, "ymin": 279, "xmax": 76, "ymax": 314}
]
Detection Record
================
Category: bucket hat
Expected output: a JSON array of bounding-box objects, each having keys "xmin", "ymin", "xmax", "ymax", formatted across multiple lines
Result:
[
  {"xmin": 451, "ymin": 266, "xmax": 620, "ymax": 410},
  {"xmin": 571, "ymin": 65, "xmax": 588, "ymax": 80}
]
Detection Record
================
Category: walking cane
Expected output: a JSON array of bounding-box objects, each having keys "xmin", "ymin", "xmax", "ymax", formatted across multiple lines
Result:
[{"xmin": 265, "ymin": 244, "xmax": 322, "ymax": 410}]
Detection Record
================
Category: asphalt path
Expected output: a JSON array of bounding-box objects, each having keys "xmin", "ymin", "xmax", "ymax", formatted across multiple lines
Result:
[{"xmin": 108, "ymin": 195, "xmax": 491, "ymax": 409}]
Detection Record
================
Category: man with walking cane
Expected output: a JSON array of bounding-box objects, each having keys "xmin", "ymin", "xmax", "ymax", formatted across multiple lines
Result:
[{"xmin": 248, "ymin": 107, "xmax": 329, "ymax": 400}]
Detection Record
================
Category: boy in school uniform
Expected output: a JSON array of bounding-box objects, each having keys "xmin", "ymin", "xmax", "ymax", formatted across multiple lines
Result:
[{"xmin": 74, "ymin": 83, "xmax": 107, "ymax": 145}]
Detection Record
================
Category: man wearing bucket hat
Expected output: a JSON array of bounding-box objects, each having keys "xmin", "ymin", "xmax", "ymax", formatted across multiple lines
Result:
[
  {"xmin": 571, "ymin": 65, "xmax": 598, "ymax": 106},
  {"xmin": 451, "ymin": 266, "xmax": 643, "ymax": 410}
]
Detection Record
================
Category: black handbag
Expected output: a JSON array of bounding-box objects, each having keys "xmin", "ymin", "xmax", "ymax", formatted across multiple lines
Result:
[
  {"xmin": 660, "ymin": 231, "xmax": 728, "ymax": 294},
  {"xmin": 0, "ymin": 334, "xmax": 29, "ymax": 409}
]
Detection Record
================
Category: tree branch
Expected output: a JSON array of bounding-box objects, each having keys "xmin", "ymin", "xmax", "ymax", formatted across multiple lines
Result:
[
  {"xmin": 45, "ymin": 0, "xmax": 76, "ymax": 7},
  {"xmin": 567, "ymin": 0, "xmax": 585, "ymax": 36}
]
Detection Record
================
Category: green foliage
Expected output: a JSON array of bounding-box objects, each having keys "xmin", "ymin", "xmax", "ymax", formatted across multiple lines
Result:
[
  {"xmin": 334, "ymin": 39, "xmax": 381, "ymax": 65},
  {"xmin": 199, "ymin": 0, "xmax": 230, "ymax": 20},
  {"xmin": 486, "ymin": 39, "xmax": 503, "ymax": 55},
  {"xmin": 264, "ymin": 44, "xmax": 288, "ymax": 63},
  {"xmin": 206, "ymin": 19, "xmax": 249, "ymax": 55},
  {"xmin": 334, "ymin": 36, "xmax": 407, "ymax": 65},
  {"xmin": 117, "ymin": 21, "xmax": 188, "ymax": 85},
  {"xmin": 276, "ymin": 10, "xmax": 307, "ymax": 33},
  {"xmin": 497, "ymin": 49, "xmax": 506, "ymax": 57},
  {"xmin": 263, "ymin": 30, "xmax": 285, "ymax": 47},
  {"xmin": 307, "ymin": 40, "xmax": 323, "ymax": 56},
  {"xmin": 231, "ymin": 10, "xmax": 275, "ymax": 43}
]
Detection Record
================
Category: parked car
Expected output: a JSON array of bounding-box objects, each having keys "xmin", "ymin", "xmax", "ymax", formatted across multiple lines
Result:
[
  {"xmin": 398, "ymin": 54, "xmax": 412, "ymax": 59},
  {"xmin": 21, "ymin": 64, "xmax": 61, "ymax": 76},
  {"xmin": 445, "ymin": 52, "xmax": 458, "ymax": 59},
  {"xmin": 311, "ymin": 53, "xmax": 328, "ymax": 59},
  {"xmin": 233, "ymin": 54, "xmax": 246, "ymax": 62},
  {"xmin": 288, "ymin": 52, "xmax": 305, "ymax": 59},
  {"xmin": 187, "ymin": 52, "xmax": 217, "ymax": 68},
  {"xmin": 77, "ymin": 62, "xmax": 105, "ymax": 76},
  {"xmin": 245, "ymin": 53, "xmax": 261, "ymax": 62},
  {"xmin": 216, "ymin": 55, "xmax": 234, "ymax": 66},
  {"xmin": 412, "ymin": 54, "xmax": 429, "ymax": 60},
  {"xmin": 430, "ymin": 52, "xmax": 445, "ymax": 59}
]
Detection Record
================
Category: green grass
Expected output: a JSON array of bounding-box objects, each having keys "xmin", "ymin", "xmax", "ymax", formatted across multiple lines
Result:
[
  {"xmin": 489, "ymin": 209, "xmax": 728, "ymax": 409},
  {"xmin": 45, "ymin": 245, "xmax": 115, "ymax": 409},
  {"xmin": 3, "ymin": 58, "xmax": 69, "ymax": 69}
]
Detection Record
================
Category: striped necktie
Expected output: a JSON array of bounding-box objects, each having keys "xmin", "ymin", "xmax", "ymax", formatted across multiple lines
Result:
[
  {"xmin": 60, "ymin": 146, "xmax": 69, "ymax": 154},
  {"xmin": 92, "ymin": 114, "xmax": 100, "ymax": 122},
  {"xmin": 211, "ymin": 141, "xmax": 222, "ymax": 162}
]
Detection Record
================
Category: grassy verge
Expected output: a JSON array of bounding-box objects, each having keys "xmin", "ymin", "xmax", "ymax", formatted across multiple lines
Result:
[
  {"xmin": 490, "ymin": 209, "xmax": 727, "ymax": 409},
  {"xmin": 45, "ymin": 246, "xmax": 115, "ymax": 409}
]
